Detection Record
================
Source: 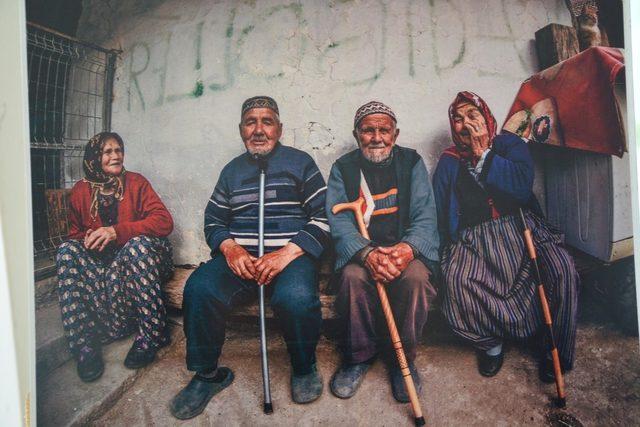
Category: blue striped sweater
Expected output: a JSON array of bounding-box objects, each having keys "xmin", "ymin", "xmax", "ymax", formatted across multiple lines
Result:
[{"xmin": 204, "ymin": 142, "xmax": 330, "ymax": 258}]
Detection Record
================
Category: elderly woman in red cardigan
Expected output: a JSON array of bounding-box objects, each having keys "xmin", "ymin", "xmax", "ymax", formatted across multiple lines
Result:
[{"xmin": 56, "ymin": 131, "xmax": 174, "ymax": 382}]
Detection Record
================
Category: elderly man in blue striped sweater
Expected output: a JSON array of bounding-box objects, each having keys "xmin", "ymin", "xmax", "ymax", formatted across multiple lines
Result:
[{"xmin": 170, "ymin": 96, "xmax": 331, "ymax": 420}]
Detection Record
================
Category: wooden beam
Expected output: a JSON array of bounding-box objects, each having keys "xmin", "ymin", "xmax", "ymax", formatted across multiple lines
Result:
[{"xmin": 535, "ymin": 23, "xmax": 580, "ymax": 70}]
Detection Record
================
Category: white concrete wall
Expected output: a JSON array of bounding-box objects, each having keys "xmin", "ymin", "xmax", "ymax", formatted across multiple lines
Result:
[
  {"xmin": 1, "ymin": 0, "xmax": 36, "ymax": 423},
  {"xmin": 77, "ymin": 0, "xmax": 572, "ymax": 264}
]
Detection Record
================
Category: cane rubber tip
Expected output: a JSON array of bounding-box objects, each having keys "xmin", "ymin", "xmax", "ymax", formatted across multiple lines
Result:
[
  {"xmin": 263, "ymin": 402, "xmax": 273, "ymax": 414},
  {"xmin": 556, "ymin": 398, "xmax": 567, "ymax": 408},
  {"xmin": 415, "ymin": 416, "xmax": 426, "ymax": 426}
]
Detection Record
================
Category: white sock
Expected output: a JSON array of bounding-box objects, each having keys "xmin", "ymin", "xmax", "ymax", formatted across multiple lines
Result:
[{"xmin": 486, "ymin": 344, "xmax": 502, "ymax": 356}]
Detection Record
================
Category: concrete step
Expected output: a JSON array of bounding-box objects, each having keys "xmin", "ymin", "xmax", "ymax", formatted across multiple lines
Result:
[
  {"xmin": 37, "ymin": 328, "xmax": 179, "ymax": 427},
  {"xmin": 36, "ymin": 302, "xmax": 71, "ymax": 378},
  {"xmin": 37, "ymin": 337, "xmax": 138, "ymax": 427},
  {"xmin": 35, "ymin": 274, "xmax": 58, "ymax": 308},
  {"xmin": 36, "ymin": 301, "xmax": 187, "ymax": 380},
  {"xmin": 92, "ymin": 320, "xmax": 640, "ymax": 426}
]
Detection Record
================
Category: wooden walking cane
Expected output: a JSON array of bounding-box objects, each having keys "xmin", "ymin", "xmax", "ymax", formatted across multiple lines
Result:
[
  {"xmin": 519, "ymin": 208, "xmax": 567, "ymax": 408},
  {"xmin": 332, "ymin": 190, "xmax": 426, "ymax": 427}
]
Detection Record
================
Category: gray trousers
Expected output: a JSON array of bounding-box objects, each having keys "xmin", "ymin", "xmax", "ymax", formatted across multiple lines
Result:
[{"xmin": 335, "ymin": 259, "xmax": 436, "ymax": 364}]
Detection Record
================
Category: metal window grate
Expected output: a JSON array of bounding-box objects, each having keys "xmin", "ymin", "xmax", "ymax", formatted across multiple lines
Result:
[{"xmin": 27, "ymin": 23, "xmax": 118, "ymax": 279}]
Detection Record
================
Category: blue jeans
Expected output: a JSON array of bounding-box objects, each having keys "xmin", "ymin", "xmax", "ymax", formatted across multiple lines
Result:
[{"xmin": 183, "ymin": 254, "xmax": 321, "ymax": 375}]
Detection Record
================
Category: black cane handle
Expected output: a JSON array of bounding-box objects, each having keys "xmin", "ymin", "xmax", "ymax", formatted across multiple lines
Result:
[{"xmin": 253, "ymin": 153, "xmax": 268, "ymax": 173}]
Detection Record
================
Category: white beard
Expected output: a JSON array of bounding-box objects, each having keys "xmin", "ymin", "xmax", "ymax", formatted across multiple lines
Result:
[
  {"xmin": 361, "ymin": 148, "xmax": 392, "ymax": 163},
  {"xmin": 246, "ymin": 144, "xmax": 274, "ymax": 157}
]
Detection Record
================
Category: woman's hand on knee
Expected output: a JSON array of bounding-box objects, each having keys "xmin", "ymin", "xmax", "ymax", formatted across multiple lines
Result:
[{"xmin": 84, "ymin": 226, "xmax": 117, "ymax": 251}]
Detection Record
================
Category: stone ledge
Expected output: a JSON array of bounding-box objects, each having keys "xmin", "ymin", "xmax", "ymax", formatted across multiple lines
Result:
[
  {"xmin": 36, "ymin": 275, "xmax": 58, "ymax": 308},
  {"xmin": 36, "ymin": 302, "xmax": 70, "ymax": 378},
  {"xmin": 37, "ymin": 328, "xmax": 179, "ymax": 427}
]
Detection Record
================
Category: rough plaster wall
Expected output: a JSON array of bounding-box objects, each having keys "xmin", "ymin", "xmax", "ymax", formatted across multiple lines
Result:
[{"xmin": 77, "ymin": 0, "xmax": 572, "ymax": 264}]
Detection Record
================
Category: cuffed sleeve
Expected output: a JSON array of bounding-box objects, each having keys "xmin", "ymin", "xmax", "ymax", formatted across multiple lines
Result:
[
  {"xmin": 474, "ymin": 148, "xmax": 491, "ymax": 175},
  {"xmin": 351, "ymin": 245, "xmax": 375, "ymax": 266}
]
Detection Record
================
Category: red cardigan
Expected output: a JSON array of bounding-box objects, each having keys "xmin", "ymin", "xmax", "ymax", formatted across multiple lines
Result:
[{"xmin": 68, "ymin": 171, "xmax": 174, "ymax": 246}]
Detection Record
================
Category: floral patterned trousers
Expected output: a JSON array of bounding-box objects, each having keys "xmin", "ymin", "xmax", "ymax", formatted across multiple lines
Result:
[{"xmin": 56, "ymin": 235, "xmax": 173, "ymax": 356}]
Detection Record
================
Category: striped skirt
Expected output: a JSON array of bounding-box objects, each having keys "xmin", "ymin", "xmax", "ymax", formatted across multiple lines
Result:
[{"xmin": 441, "ymin": 211, "xmax": 578, "ymax": 368}]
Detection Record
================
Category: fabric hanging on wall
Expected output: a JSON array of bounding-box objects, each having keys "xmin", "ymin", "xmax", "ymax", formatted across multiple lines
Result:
[{"xmin": 503, "ymin": 46, "xmax": 625, "ymax": 157}]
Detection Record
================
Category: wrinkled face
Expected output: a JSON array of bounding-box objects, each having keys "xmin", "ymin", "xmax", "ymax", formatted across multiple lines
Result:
[
  {"xmin": 452, "ymin": 102, "xmax": 487, "ymax": 149},
  {"xmin": 353, "ymin": 113, "xmax": 399, "ymax": 163},
  {"xmin": 239, "ymin": 108, "xmax": 283, "ymax": 156},
  {"xmin": 100, "ymin": 138, "xmax": 124, "ymax": 176}
]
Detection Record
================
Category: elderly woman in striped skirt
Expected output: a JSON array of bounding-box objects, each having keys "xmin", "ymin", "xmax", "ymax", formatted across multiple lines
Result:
[{"xmin": 432, "ymin": 91, "xmax": 578, "ymax": 381}]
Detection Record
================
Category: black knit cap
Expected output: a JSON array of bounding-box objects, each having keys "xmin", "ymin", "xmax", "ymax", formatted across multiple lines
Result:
[{"xmin": 241, "ymin": 96, "xmax": 279, "ymax": 118}]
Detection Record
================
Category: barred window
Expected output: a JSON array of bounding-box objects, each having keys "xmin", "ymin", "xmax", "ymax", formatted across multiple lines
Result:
[{"xmin": 27, "ymin": 23, "xmax": 118, "ymax": 279}]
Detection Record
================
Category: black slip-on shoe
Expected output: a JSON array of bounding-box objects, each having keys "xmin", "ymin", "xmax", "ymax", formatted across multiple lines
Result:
[
  {"xmin": 538, "ymin": 357, "xmax": 567, "ymax": 384},
  {"xmin": 124, "ymin": 337, "xmax": 171, "ymax": 369},
  {"xmin": 477, "ymin": 350, "xmax": 504, "ymax": 377},
  {"xmin": 292, "ymin": 364, "xmax": 323, "ymax": 404},
  {"xmin": 389, "ymin": 362, "xmax": 422, "ymax": 403},
  {"xmin": 169, "ymin": 368, "xmax": 234, "ymax": 420},
  {"xmin": 76, "ymin": 350, "xmax": 104, "ymax": 382},
  {"xmin": 330, "ymin": 361, "xmax": 373, "ymax": 399},
  {"xmin": 124, "ymin": 345, "xmax": 158, "ymax": 369}
]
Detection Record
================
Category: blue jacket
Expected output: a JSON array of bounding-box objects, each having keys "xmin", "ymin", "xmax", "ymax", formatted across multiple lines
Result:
[{"xmin": 432, "ymin": 133, "xmax": 541, "ymax": 246}]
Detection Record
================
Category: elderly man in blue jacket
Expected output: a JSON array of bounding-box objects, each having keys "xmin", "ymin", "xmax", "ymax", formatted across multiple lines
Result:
[{"xmin": 325, "ymin": 101, "xmax": 439, "ymax": 403}]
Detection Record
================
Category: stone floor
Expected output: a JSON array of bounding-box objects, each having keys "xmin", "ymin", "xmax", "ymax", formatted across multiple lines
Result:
[
  {"xmin": 93, "ymin": 304, "xmax": 639, "ymax": 426},
  {"xmin": 38, "ymin": 286, "xmax": 640, "ymax": 426}
]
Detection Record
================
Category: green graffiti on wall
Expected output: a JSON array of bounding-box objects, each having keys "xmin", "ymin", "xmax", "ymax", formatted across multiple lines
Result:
[{"xmin": 125, "ymin": 0, "xmax": 561, "ymax": 112}]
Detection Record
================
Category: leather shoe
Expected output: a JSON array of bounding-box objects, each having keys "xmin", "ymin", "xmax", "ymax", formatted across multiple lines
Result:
[
  {"xmin": 124, "ymin": 337, "xmax": 170, "ymax": 369},
  {"xmin": 76, "ymin": 349, "xmax": 104, "ymax": 382},
  {"xmin": 291, "ymin": 363, "xmax": 323, "ymax": 404},
  {"xmin": 539, "ymin": 357, "xmax": 565, "ymax": 384},
  {"xmin": 389, "ymin": 362, "xmax": 422, "ymax": 403},
  {"xmin": 170, "ymin": 368, "xmax": 234, "ymax": 420},
  {"xmin": 477, "ymin": 350, "xmax": 504, "ymax": 377},
  {"xmin": 330, "ymin": 361, "xmax": 373, "ymax": 399}
]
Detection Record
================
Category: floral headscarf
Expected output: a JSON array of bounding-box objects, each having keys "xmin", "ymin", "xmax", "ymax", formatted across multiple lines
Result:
[
  {"xmin": 447, "ymin": 91, "xmax": 498, "ymax": 163},
  {"xmin": 82, "ymin": 132, "xmax": 126, "ymax": 220}
]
